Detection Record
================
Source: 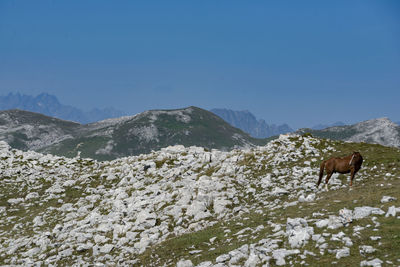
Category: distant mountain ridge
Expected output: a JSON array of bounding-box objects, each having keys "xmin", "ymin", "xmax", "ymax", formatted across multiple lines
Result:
[
  {"xmin": 210, "ymin": 108, "xmax": 293, "ymax": 138},
  {"xmin": 0, "ymin": 107, "xmax": 269, "ymax": 160},
  {"xmin": 297, "ymin": 117, "xmax": 400, "ymax": 148},
  {"xmin": 0, "ymin": 92, "xmax": 125, "ymax": 124},
  {"xmin": 312, "ymin": 121, "xmax": 346, "ymax": 130}
]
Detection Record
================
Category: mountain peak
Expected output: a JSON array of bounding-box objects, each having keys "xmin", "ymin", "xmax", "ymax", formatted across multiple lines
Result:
[
  {"xmin": 354, "ymin": 117, "xmax": 397, "ymax": 129},
  {"xmin": 210, "ymin": 108, "xmax": 293, "ymax": 138}
]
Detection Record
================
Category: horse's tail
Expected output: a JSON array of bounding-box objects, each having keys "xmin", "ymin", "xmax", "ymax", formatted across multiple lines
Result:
[{"xmin": 317, "ymin": 161, "xmax": 325, "ymax": 187}]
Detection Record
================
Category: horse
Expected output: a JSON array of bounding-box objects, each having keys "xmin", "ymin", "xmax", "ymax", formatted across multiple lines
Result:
[{"xmin": 317, "ymin": 151, "xmax": 363, "ymax": 189}]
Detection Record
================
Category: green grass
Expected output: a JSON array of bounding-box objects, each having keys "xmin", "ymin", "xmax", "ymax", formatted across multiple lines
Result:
[
  {"xmin": 298, "ymin": 127, "xmax": 359, "ymax": 141},
  {"xmin": 137, "ymin": 212, "xmax": 273, "ymax": 266},
  {"xmin": 45, "ymin": 136, "xmax": 113, "ymax": 161}
]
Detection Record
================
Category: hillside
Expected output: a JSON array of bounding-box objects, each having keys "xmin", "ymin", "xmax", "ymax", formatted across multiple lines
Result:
[
  {"xmin": 1, "ymin": 134, "xmax": 399, "ymax": 266},
  {"xmin": 0, "ymin": 109, "xmax": 81, "ymax": 150},
  {"xmin": 0, "ymin": 107, "xmax": 268, "ymax": 160},
  {"xmin": 211, "ymin": 108, "xmax": 293, "ymax": 138},
  {"xmin": 297, "ymin": 117, "xmax": 400, "ymax": 148}
]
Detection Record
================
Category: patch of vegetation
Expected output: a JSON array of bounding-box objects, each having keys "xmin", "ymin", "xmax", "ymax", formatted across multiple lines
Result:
[
  {"xmin": 298, "ymin": 127, "xmax": 359, "ymax": 141},
  {"xmin": 45, "ymin": 136, "xmax": 113, "ymax": 161}
]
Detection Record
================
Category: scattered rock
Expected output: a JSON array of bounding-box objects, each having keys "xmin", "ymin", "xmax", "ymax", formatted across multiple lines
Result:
[
  {"xmin": 360, "ymin": 258, "xmax": 383, "ymax": 267},
  {"xmin": 353, "ymin": 207, "xmax": 385, "ymax": 219},
  {"xmin": 380, "ymin": 196, "xmax": 396, "ymax": 203},
  {"xmin": 272, "ymin": 249, "xmax": 300, "ymax": 266},
  {"xmin": 359, "ymin": 245, "xmax": 376, "ymax": 256},
  {"xmin": 286, "ymin": 218, "xmax": 314, "ymax": 248},
  {"xmin": 385, "ymin": 206, "xmax": 397, "ymax": 217},
  {"xmin": 176, "ymin": 259, "xmax": 194, "ymax": 267},
  {"xmin": 336, "ymin": 247, "xmax": 350, "ymax": 259}
]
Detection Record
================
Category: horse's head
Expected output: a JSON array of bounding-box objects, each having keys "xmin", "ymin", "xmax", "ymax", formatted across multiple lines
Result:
[{"xmin": 351, "ymin": 151, "xmax": 363, "ymax": 164}]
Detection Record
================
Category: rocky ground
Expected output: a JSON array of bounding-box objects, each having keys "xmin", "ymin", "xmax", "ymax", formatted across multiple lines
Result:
[{"xmin": 0, "ymin": 134, "xmax": 399, "ymax": 266}]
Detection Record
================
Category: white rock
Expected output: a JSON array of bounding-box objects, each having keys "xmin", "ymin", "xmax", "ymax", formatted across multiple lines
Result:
[
  {"xmin": 244, "ymin": 252, "xmax": 260, "ymax": 267},
  {"xmin": 286, "ymin": 218, "xmax": 314, "ymax": 248},
  {"xmin": 359, "ymin": 245, "xmax": 376, "ymax": 256},
  {"xmin": 316, "ymin": 215, "xmax": 343, "ymax": 229},
  {"xmin": 76, "ymin": 243, "xmax": 93, "ymax": 252},
  {"xmin": 186, "ymin": 201, "xmax": 211, "ymax": 221},
  {"xmin": 25, "ymin": 192, "xmax": 39, "ymax": 200},
  {"xmin": 315, "ymin": 219, "xmax": 329, "ymax": 228},
  {"xmin": 336, "ymin": 247, "xmax": 350, "ymax": 259},
  {"xmin": 380, "ymin": 196, "xmax": 396, "ymax": 203},
  {"xmin": 97, "ymin": 223, "xmax": 113, "ymax": 233},
  {"xmin": 343, "ymin": 237, "xmax": 353, "ymax": 247},
  {"xmin": 176, "ymin": 259, "xmax": 193, "ymax": 267},
  {"xmin": 305, "ymin": 193, "xmax": 316, "ymax": 202},
  {"xmin": 134, "ymin": 236, "xmax": 151, "ymax": 254},
  {"xmin": 215, "ymin": 254, "xmax": 230, "ymax": 263},
  {"xmin": 370, "ymin": 236, "xmax": 381, "ymax": 241},
  {"xmin": 22, "ymin": 247, "xmax": 41, "ymax": 258},
  {"xmin": 360, "ymin": 258, "xmax": 383, "ymax": 267},
  {"xmin": 339, "ymin": 208, "xmax": 353, "ymax": 226},
  {"xmin": 213, "ymin": 198, "xmax": 231, "ymax": 215},
  {"xmin": 271, "ymin": 187, "xmax": 289, "ymax": 196},
  {"xmin": 94, "ymin": 234, "xmax": 108, "ymax": 244},
  {"xmin": 353, "ymin": 207, "xmax": 384, "ymax": 219},
  {"xmin": 33, "ymin": 216, "xmax": 44, "ymax": 227},
  {"xmin": 196, "ymin": 261, "xmax": 213, "ymax": 267},
  {"xmin": 135, "ymin": 210, "xmax": 157, "ymax": 228},
  {"xmin": 7, "ymin": 198, "xmax": 24, "ymax": 205},
  {"xmin": 63, "ymin": 180, "xmax": 76, "ymax": 187},
  {"xmin": 385, "ymin": 206, "xmax": 397, "ymax": 217},
  {"xmin": 272, "ymin": 249, "xmax": 300, "ymax": 266}
]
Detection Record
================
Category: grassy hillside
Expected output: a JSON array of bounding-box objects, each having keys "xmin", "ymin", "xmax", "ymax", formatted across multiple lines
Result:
[
  {"xmin": 297, "ymin": 127, "xmax": 359, "ymax": 141},
  {"xmin": 0, "ymin": 109, "xmax": 80, "ymax": 150},
  {"xmin": 137, "ymin": 137, "xmax": 400, "ymax": 266},
  {"xmin": 297, "ymin": 118, "xmax": 400, "ymax": 149},
  {"xmin": 1, "ymin": 134, "xmax": 399, "ymax": 266},
  {"xmin": 44, "ymin": 107, "xmax": 270, "ymax": 160}
]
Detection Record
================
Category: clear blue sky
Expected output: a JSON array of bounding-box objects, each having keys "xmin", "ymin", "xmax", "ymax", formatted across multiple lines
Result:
[{"xmin": 0, "ymin": 1, "xmax": 399, "ymax": 128}]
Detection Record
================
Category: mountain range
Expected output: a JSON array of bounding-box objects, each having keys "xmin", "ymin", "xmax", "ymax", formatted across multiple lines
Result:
[
  {"xmin": 1, "ymin": 105, "xmax": 400, "ymax": 163},
  {"xmin": 1, "ymin": 93, "xmax": 293, "ymax": 138},
  {"xmin": 0, "ymin": 92, "xmax": 125, "ymax": 124},
  {"xmin": 210, "ymin": 108, "xmax": 293, "ymax": 138},
  {"xmin": 0, "ymin": 107, "xmax": 268, "ymax": 160}
]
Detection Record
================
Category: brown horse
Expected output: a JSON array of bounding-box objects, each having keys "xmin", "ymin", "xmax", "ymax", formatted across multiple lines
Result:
[{"xmin": 317, "ymin": 151, "xmax": 363, "ymax": 189}]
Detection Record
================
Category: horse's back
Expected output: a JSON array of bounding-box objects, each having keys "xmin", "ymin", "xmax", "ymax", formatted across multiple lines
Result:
[{"xmin": 325, "ymin": 157, "xmax": 351, "ymax": 174}]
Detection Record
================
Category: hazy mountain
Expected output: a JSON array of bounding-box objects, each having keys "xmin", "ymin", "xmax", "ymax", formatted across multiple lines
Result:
[
  {"xmin": 210, "ymin": 108, "xmax": 293, "ymax": 138},
  {"xmin": 0, "ymin": 92, "xmax": 125, "ymax": 124},
  {"xmin": 0, "ymin": 107, "xmax": 269, "ymax": 160},
  {"xmin": 297, "ymin": 117, "xmax": 400, "ymax": 148},
  {"xmin": 311, "ymin": 121, "xmax": 346, "ymax": 130}
]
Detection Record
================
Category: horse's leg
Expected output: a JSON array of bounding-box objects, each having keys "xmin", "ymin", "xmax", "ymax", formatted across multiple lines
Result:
[
  {"xmin": 325, "ymin": 171, "xmax": 333, "ymax": 190},
  {"xmin": 349, "ymin": 167, "xmax": 355, "ymax": 187},
  {"xmin": 317, "ymin": 161, "xmax": 326, "ymax": 187}
]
